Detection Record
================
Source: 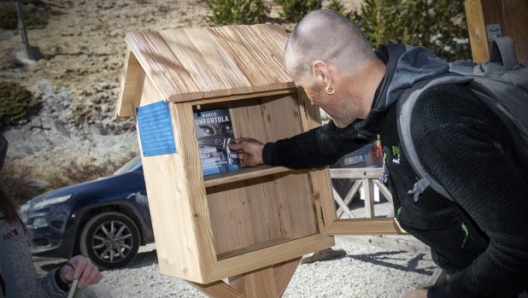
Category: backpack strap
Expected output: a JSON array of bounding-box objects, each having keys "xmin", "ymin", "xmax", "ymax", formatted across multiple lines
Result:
[
  {"xmin": 489, "ymin": 36, "xmax": 518, "ymax": 69},
  {"xmin": 396, "ymin": 75, "xmax": 473, "ymax": 203}
]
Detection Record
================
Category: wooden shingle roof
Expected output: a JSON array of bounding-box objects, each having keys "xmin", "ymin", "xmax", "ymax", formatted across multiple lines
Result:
[{"xmin": 117, "ymin": 24, "xmax": 295, "ymax": 117}]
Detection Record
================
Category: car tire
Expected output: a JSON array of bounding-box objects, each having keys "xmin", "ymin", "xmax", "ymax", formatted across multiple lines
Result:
[{"xmin": 80, "ymin": 212, "xmax": 140, "ymax": 269}]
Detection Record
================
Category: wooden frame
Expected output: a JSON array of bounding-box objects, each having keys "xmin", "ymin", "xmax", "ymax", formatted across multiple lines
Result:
[
  {"xmin": 116, "ymin": 24, "xmax": 404, "ymax": 296},
  {"xmin": 133, "ymin": 72, "xmax": 334, "ymax": 284},
  {"xmin": 465, "ymin": 0, "xmax": 528, "ymax": 64}
]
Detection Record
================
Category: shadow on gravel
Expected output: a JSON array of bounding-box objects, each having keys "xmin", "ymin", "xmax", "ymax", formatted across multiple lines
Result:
[
  {"xmin": 345, "ymin": 251, "xmax": 436, "ymax": 275},
  {"xmin": 124, "ymin": 249, "xmax": 158, "ymax": 269}
]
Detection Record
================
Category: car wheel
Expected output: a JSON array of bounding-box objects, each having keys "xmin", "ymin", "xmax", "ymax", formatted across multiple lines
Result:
[{"xmin": 80, "ymin": 212, "xmax": 140, "ymax": 269}]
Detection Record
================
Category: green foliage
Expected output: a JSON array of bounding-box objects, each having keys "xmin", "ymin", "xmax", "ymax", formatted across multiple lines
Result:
[
  {"xmin": 280, "ymin": 0, "xmax": 322, "ymax": 23},
  {"xmin": 0, "ymin": 2, "xmax": 49, "ymax": 30},
  {"xmin": 0, "ymin": 82, "xmax": 40, "ymax": 128},
  {"xmin": 206, "ymin": 0, "xmax": 268, "ymax": 26},
  {"xmin": 327, "ymin": 0, "xmax": 350, "ymax": 18},
  {"xmin": 351, "ymin": 0, "xmax": 470, "ymax": 61}
]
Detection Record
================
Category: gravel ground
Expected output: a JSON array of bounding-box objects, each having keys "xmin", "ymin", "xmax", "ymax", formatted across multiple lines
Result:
[{"xmin": 35, "ymin": 235, "xmax": 437, "ymax": 298}]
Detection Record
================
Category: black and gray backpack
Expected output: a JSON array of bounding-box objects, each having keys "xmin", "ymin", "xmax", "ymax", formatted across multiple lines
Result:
[{"xmin": 397, "ymin": 36, "xmax": 528, "ymax": 202}]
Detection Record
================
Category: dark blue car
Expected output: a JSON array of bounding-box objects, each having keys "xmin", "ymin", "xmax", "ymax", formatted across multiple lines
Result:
[{"xmin": 19, "ymin": 156, "xmax": 154, "ymax": 269}]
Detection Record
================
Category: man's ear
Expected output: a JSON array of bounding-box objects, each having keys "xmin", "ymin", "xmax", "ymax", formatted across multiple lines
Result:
[{"xmin": 312, "ymin": 60, "xmax": 333, "ymax": 86}]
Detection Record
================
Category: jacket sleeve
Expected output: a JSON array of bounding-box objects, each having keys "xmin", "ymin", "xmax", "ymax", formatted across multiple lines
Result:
[
  {"xmin": 0, "ymin": 219, "xmax": 68, "ymax": 298},
  {"xmin": 412, "ymin": 85, "xmax": 528, "ymax": 298},
  {"xmin": 262, "ymin": 120, "xmax": 376, "ymax": 169}
]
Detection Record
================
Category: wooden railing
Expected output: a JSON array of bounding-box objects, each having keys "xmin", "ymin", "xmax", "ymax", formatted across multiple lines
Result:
[{"xmin": 330, "ymin": 167, "xmax": 393, "ymax": 219}]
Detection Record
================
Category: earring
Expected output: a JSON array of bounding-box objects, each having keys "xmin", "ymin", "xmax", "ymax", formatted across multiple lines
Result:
[{"xmin": 325, "ymin": 86, "xmax": 335, "ymax": 95}]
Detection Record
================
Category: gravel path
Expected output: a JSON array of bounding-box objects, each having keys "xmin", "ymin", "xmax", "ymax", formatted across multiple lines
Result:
[{"xmin": 35, "ymin": 235, "xmax": 436, "ymax": 298}]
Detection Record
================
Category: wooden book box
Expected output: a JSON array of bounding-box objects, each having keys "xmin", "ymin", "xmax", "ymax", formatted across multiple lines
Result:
[
  {"xmin": 115, "ymin": 24, "xmax": 335, "ymax": 286},
  {"xmin": 115, "ymin": 24, "xmax": 404, "ymax": 297}
]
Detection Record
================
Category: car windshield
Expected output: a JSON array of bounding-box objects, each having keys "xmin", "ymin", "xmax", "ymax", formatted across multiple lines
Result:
[{"xmin": 113, "ymin": 155, "xmax": 142, "ymax": 175}]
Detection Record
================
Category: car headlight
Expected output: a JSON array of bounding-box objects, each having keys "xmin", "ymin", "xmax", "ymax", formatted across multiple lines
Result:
[
  {"xmin": 32, "ymin": 217, "xmax": 48, "ymax": 228},
  {"xmin": 33, "ymin": 194, "xmax": 73, "ymax": 209}
]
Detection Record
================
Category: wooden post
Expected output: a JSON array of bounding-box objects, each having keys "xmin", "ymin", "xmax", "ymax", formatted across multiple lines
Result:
[
  {"xmin": 15, "ymin": 0, "xmax": 41, "ymax": 60},
  {"xmin": 191, "ymin": 258, "xmax": 302, "ymax": 298},
  {"xmin": 465, "ymin": 0, "xmax": 528, "ymax": 64}
]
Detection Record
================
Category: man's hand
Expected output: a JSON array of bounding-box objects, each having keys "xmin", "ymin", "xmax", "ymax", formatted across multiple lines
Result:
[
  {"xmin": 60, "ymin": 255, "xmax": 103, "ymax": 289},
  {"xmin": 228, "ymin": 138, "xmax": 264, "ymax": 167},
  {"xmin": 405, "ymin": 289, "xmax": 428, "ymax": 298}
]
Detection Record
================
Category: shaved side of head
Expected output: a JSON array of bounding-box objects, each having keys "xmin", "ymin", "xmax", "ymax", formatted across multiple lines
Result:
[{"xmin": 285, "ymin": 9, "xmax": 376, "ymax": 81}]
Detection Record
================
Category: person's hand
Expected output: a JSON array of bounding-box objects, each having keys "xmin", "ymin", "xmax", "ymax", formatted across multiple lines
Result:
[
  {"xmin": 404, "ymin": 289, "xmax": 428, "ymax": 298},
  {"xmin": 228, "ymin": 138, "xmax": 264, "ymax": 167},
  {"xmin": 60, "ymin": 255, "xmax": 103, "ymax": 289}
]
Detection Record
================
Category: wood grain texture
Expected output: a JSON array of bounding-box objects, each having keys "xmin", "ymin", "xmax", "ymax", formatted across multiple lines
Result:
[
  {"xmin": 466, "ymin": 0, "xmax": 528, "ymax": 64},
  {"xmin": 119, "ymin": 24, "xmax": 295, "ymax": 115},
  {"xmin": 116, "ymin": 51, "xmax": 144, "ymax": 117},
  {"xmin": 125, "ymin": 30, "xmax": 203, "ymax": 101},
  {"xmin": 119, "ymin": 25, "xmax": 340, "ymax": 288}
]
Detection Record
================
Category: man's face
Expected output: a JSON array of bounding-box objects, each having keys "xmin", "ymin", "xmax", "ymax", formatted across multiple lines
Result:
[{"xmin": 293, "ymin": 73, "xmax": 325, "ymax": 107}]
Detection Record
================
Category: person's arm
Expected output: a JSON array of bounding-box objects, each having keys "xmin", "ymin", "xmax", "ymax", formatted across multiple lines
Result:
[
  {"xmin": 230, "ymin": 120, "xmax": 375, "ymax": 170},
  {"xmin": 0, "ymin": 219, "xmax": 102, "ymax": 298},
  {"xmin": 1, "ymin": 219, "xmax": 67, "ymax": 297},
  {"xmin": 412, "ymin": 85, "xmax": 528, "ymax": 298}
]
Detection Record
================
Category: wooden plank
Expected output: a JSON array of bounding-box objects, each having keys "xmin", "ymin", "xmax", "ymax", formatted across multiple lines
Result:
[
  {"xmin": 362, "ymin": 178, "xmax": 374, "ymax": 218},
  {"xmin": 264, "ymin": 93, "xmax": 304, "ymax": 141},
  {"xmin": 190, "ymin": 88, "xmax": 296, "ymax": 106},
  {"xmin": 330, "ymin": 167, "xmax": 384, "ymax": 179},
  {"xmin": 125, "ymin": 31, "xmax": 203, "ymax": 102},
  {"xmin": 333, "ymin": 187, "xmax": 355, "ymax": 218},
  {"xmin": 217, "ymin": 238, "xmax": 289, "ymax": 260},
  {"xmin": 159, "ymin": 28, "xmax": 253, "ymax": 99},
  {"xmin": 136, "ymin": 81, "xmax": 208, "ymax": 283},
  {"xmin": 274, "ymin": 173, "xmax": 318, "ymax": 239},
  {"xmin": 229, "ymin": 98, "xmax": 271, "ymax": 143},
  {"xmin": 245, "ymin": 177, "xmax": 283, "ymax": 244},
  {"xmin": 326, "ymin": 218, "xmax": 406, "ymax": 235},
  {"xmin": 336, "ymin": 179, "xmax": 362, "ymax": 218},
  {"xmin": 498, "ymin": 0, "xmax": 528, "ymax": 65},
  {"xmin": 204, "ymin": 165, "xmax": 294, "ymax": 188},
  {"xmin": 190, "ymin": 280, "xmax": 243, "ymax": 298},
  {"xmin": 191, "ymin": 257, "xmax": 301, "ymax": 298},
  {"xmin": 235, "ymin": 25, "xmax": 293, "ymax": 89},
  {"xmin": 273, "ymin": 258, "xmax": 302, "ymax": 297},
  {"xmin": 208, "ymin": 233, "xmax": 333, "ymax": 282},
  {"xmin": 172, "ymin": 102, "xmax": 219, "ymax": 282},
  {"xmin": 209, "ymin": 25, "xmax": 294, "ymax": 93},
  {"xmin": 466, "ymin": 0, "xmax": 490, "ymax": 63},
  {"xmin": 183, "ymin": 27, "xmax": 254, "ymax": 97},
  {"xmin": 116, "ymin": 50, "xmax": 145, "ymax": 118},
  {"xmin": 208, "ymin": 183, "xmax": 256, "ymax": 255},
  {"xmin": 230, "ymin": 267, "xmax": 277, "ymax": 298},
  {"xmin": 466, "ymin": 0, "xmax": 528, "ymax": 65}
]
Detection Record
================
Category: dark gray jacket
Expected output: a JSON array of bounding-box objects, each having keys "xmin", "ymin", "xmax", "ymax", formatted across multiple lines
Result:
[
  {"xmin": 263, "ymin": 44, "xmax": 528, "ymax": 297},
  {"xmin": 0, "ymin": 213, "xmax": 68, "ymax": 298}
]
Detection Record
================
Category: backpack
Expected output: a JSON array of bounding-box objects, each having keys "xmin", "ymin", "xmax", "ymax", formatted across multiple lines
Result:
[{"xmin": 396, "ymin": 36, "xmax": 528, "ymax": 202}]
